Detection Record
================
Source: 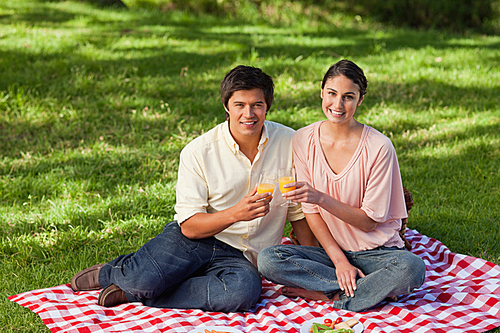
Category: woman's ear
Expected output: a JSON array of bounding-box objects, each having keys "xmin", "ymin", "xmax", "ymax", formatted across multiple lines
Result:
[{"xmin": 357, "ymin": 95, "xmax": 365, "ymax": 107}]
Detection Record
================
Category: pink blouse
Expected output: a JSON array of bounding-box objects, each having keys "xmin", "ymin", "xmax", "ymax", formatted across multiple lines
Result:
[{"xmin": 293, "ymin": 121, "xmax": 407, "ymax": 251}]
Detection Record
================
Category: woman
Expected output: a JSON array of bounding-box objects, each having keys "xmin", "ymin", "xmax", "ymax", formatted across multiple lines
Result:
[{"xmin": 257, "ymin": 60, "xmax": 426, "ymax": 312}]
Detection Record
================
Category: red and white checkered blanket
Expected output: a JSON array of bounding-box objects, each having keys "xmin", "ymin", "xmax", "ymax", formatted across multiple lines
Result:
[{"xmin": 9, "ymin": 229, "xmax": 500, "ymax": 333}]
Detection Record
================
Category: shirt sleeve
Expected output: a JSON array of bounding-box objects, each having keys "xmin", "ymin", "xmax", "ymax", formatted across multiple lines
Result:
[
  {"xmin": 286, "ymin": 202, "xmax": 305, "ymax": 222},
  {"xmin": 174, "ymin": 145, "xmax": 209, "ymax": 224},
  {"xmin": 360, "ymin": 138, "xmax": 407, "ymax": 223},
  {"xmin": 292, "ymin": 128, "xmax": 319, "ymax": 215}
]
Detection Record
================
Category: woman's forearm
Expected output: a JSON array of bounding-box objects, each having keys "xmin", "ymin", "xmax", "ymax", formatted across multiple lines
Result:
[
  {"xmin": 317, "ymin": 193, "xmax": 377, "ymax": 232},
  {"xmin": 283, "ymin": 182, "xmax": 377, "ymax": 232},
  {"xmin": 305, "ymin": 213, "xmax": 350, "ymax": 265}
]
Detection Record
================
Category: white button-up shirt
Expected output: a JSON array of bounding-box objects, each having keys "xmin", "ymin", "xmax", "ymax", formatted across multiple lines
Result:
[{"xmin": 175, "ymin": 120, "xmax": 304, "ymax": 265}]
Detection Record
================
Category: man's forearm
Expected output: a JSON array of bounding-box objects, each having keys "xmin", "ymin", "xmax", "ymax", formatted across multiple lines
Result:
[
  {"xmin": 180, "ymin": 210, "xmax": 238, "ymax": 239},
  {"xmin": 180, "ymin": 187, "xmax": 272, "ymax": 239}
]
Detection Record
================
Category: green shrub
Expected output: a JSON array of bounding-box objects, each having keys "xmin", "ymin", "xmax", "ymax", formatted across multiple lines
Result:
[
  {"xmin": 123, "ymin": 0, "xmax": 246, "ymax": 15},
  {"xmin": 355, "ymin": 0, "xmax": 497, "ymax": 31},
  {"xmin": 119, "ymin": 0, "xmax": 499, "ymax": 32},
  {"xmin": 122, "ymin": 0, "xmax": 333, "ymax": 26}
]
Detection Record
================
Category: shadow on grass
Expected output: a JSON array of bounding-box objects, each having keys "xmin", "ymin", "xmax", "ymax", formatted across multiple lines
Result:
[
  {"xmin": 1, "ymin": 2, "xmax": 499, "ymax": 256},
  {"xmin": 0, "ymin": 2, "xmax": 79, "ymax": 26},
  {"xmin": 0, "ymin": 147, "xmax": 180, "ymax": 203},
  {"xmin": 1, "ymin": 191, "xmax": 175, "ymax": 245},
  {"xmin": 401, "ymin": 143, "xmax": 500, "ymax": 259}
]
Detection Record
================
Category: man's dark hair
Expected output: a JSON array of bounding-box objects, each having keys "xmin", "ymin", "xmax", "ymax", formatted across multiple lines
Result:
[
  {"xmin": 220, "ymin": 65, "xmax": 274, "ymax": 120},
  {"xmin": 322, "ymin": 59, "xmax": 368, "ymax": 96}
]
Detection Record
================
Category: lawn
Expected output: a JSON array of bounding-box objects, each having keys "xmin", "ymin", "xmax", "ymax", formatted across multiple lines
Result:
[{"xmin": 1, "ymin": 0, "xmax": 499, "ymax": 331}]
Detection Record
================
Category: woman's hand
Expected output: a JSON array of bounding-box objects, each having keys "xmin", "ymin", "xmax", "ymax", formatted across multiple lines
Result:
[
  {"xmin": 282, "ymin": 181, "xmax": 323, "ymax": 205},
  {"xmin": 305, "ymin": 213, "xmax": 366, "ymax": 298},
  {"xmin": 291, "ymin": 182, "xmax": 378, "ymax": 232},
  {"xmin": 334, "ymin": 261, "xmax": 365, "ymax": 298}
]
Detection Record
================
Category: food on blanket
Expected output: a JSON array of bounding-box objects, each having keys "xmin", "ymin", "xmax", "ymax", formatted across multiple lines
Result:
[
  {"xmin": 309, "ymin": 317, "xmax": 359, "ymax": 333},
  {"xmin": 343, "ymin": 319, "xmax": 358, "ymax": 328},
  {"xmin": 334, "ymin": 322, "xmax": 352, "ymax": 330},
  {"xmin": 190, "ymin": 326, "xmax": 243, "ymax": 333},
  {"xmin": 310, "ymin": 323, "xmax": 353, "ymax": 333}
]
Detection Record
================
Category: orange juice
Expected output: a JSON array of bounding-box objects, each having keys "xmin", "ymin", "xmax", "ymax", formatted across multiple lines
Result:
[
  {"xmin": 257, "ymin": 183, "xmax": 275, "ymax": 195},
  {"xmin": 279, "ymin": 176, "xmax": 295, "ymax": 193}
]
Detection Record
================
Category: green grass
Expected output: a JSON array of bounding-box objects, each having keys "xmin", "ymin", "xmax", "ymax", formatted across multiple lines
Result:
[{"xmin": 1, "ymin": 0, "xmax": 499, "ymax": 331}]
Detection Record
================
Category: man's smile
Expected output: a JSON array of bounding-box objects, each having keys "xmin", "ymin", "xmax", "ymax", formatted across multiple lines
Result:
[{"xmin": 241, "ymin": 120, "xmax": 258, "ymax": 126}]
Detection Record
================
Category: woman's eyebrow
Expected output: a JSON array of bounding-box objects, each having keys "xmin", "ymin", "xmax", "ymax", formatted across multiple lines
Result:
[{"xmin": 327, "ymin": 88, "xmax": 356, "ymax": 95}]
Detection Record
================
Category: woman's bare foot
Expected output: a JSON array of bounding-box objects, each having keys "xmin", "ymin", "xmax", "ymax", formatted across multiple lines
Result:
[{"xmin": 280, "ymin": 287, "xmax": 339, "ymax": 301}]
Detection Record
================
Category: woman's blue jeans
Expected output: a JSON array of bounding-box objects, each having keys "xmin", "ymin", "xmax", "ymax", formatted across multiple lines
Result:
[
  {"xmin": 98, "ymin": 222, "xmax": 262, "ymax": 312},
  {"xmin": 257, "ymin": 244, "xmax": 426, "ymax": 312}
]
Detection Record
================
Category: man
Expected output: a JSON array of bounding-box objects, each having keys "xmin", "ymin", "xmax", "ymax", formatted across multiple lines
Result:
[{"xmin": 70, "ymin": 65, "xmax": 316, "ymax": 312}]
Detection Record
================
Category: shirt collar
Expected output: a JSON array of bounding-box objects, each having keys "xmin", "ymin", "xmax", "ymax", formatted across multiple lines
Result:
[{"xmin": 223, "ymin": 121, "xmax": 269, "ymax": 154}]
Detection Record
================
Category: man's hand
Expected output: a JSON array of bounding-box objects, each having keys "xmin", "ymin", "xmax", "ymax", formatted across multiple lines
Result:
[
  {"xmin": 180, "ymin": 185, "xmax": 272, "ymax": 239},
  {"xmin": 229, "ymin": 185, "xmax": 273, "ymax": 222}
]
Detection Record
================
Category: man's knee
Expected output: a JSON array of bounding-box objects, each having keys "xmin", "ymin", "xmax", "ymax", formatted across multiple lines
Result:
[
  {"xmin": 118, "ymin": 256, "xmax": 168, "ymax": 299},
  {"xmin": 228, "ymin": 279, "xmax": 262, "ymax": 312},
  {"xmin": 211, "ymin": 269, "xmax": 262, "ymax": 312}
]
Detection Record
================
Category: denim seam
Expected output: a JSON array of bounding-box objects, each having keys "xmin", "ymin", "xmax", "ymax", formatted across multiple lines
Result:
[
  {"xmin": 332, "ymin": 298, "xmax": 346, "ymax": 310},
  {"xmin": 142, "ymin": 250, "xmax": 166, "ymax": 283},
  {"xmin": 206, "ymin": 273, "xmax": 212, "ymax": 309},
  {"xmin": 276, "ymin": 249, "xmax": 338, "ymax": 284},
  {"xmin": 178, "ymin": 236, "xmax": 202, "ymax": 253},
  {"xmin": 208, "ymin": 244, "xmax": 218, "ymax": 264}
]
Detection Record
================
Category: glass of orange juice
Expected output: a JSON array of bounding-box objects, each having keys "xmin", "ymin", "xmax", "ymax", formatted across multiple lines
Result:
[
  {"xmin": 257, "ymin": 171, "xmax": 277, "ymax": 199},
  {"xmin": 278, "ymin": 167, "xmax": 297, "ymax": 207}
]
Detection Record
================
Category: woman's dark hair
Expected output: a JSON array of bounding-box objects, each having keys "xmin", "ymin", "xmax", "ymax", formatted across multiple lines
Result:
[
  {"xmin": 221, "ymin": 65, "xmax": 274, "ymax": 120},
  {"xmin": 322, "ymin": 60, "xmax": 368, "ymax": 96}
]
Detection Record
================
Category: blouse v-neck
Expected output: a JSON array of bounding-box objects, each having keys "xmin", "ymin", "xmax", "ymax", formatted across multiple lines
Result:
[{"xmin": 315, "ymin": 121, "xmax": 368, "ymax": 179}]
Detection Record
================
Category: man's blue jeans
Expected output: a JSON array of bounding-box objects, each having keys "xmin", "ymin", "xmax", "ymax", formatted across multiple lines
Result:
[
  {"xmin": 98, "ymin": 222, "xmax": 262, "ymax": 312},
  {"xmin": 257, "ymin": 244, "xmax": 426, "ymax": 312}
]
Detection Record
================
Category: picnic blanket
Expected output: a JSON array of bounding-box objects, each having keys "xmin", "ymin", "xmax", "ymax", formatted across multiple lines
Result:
[{"xmin": 9, "ymin": 229, "xmax": 500, "ymax": 333}]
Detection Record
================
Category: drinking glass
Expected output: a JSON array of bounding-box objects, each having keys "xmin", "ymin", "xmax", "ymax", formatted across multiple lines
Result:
[
  {"xmin": 278, "ymin": 167, "xmax": 297, "ymax": 207},
  {"xmin": 257, "ymin": 171, "xmax": 277, "ymax": 199}
]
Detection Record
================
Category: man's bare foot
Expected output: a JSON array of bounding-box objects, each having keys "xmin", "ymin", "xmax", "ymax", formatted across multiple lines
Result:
[{"xmin": 280, "ymin": 287, "xmax": 339, "ymax": 301}]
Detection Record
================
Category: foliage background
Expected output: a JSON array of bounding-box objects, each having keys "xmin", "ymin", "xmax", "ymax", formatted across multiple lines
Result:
[{"xmin": 1, "ymin": 0, "xmax": 499, "ymax": 331}]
